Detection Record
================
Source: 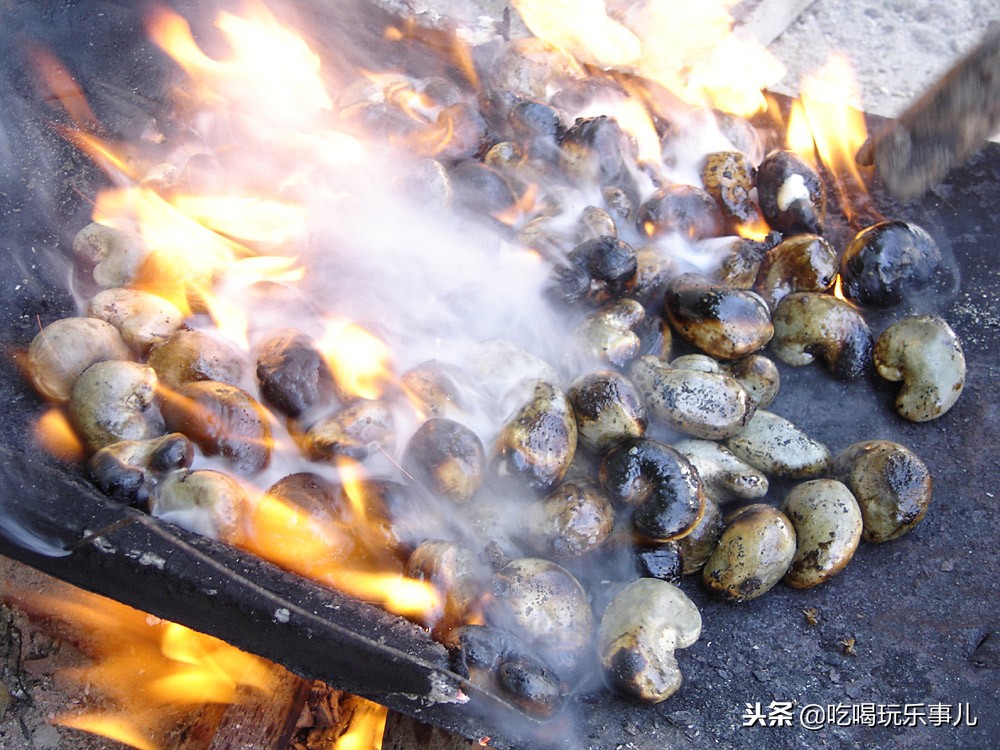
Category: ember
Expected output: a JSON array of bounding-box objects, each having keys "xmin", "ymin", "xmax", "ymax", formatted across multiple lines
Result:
[{"xmin": 2, "ymin": 0, "xmax": 994, "ymax": 748}]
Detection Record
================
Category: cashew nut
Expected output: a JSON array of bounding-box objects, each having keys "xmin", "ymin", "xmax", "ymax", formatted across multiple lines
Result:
[
  {"xmin": 69, "ymin": 361, "xmax": 164, "ymax": 451},
  {"xmin": 27, "ymin": 317, "xmax": 131, "ymax": 402},
  {"xmin": 874, "ymin": 315, "xmax": 965, "ymax": 422},
  {"xmin": 770, "ymin": 292, "xmax": 873, "ymax": 380},
  {"xmin": 87, "ymin": 288, "xmax": 184, "ymax": 352}
]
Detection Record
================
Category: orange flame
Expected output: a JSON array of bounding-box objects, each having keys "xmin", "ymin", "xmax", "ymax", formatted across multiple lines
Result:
[
  {"xmin": 35, "ymin": 407, "xmax": 85, "ymax": 462},
  {"xmin": 318, "ymin": 320, "xmax": 396, "ymax": 401},
  {"xmin": 788, "ymin": 54, "xmax": 870, "ymax": 222},
  {"xmin": 9, "ymin": 586, "xmax": 277, "ymax": 750},
  {"xmin": 515, "ymin": 0, "xmax": 785, "ymax": 116},
  {"xmin": 332, "ymin": 698, "xmax": 387, "ymax": 750}
]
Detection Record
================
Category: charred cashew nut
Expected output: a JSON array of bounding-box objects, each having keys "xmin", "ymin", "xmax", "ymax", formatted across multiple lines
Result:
[
  {"xmin": 770, "ymin": 292, "xmax": 873, "ymax": 380},
  {"xmin": 874, "ymin": 315, "xmax": 965, "ymax": 422},
  {"xmin": 600, "ymin": 438, "xmax": 705, "ymax": 541},
  {"xmin": 89, "ymin": 433, "xmax": 193, "ymax": 504},
  {"xmin": 69, "ymin": 361, "xmax": 164, "ymax": 451},
  {"xmin": 597, "ymin": 578, "xmax": 702, "ymax": 703},
  {"xmin": 27, "ymin": 318, "xmax": 131, "ymax": 402}
]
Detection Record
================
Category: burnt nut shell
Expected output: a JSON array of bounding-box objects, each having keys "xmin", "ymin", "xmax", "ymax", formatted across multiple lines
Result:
[
  {"xmin": 493, "ymin": 380, "xmax": 578, "ymax": 494},
  {"xmin": 255, "ymin": 328, "xmax": 334, "ymax": 419},
  {"xmin": 400, "ymin": 361, "xmax": 463, "ymax": 418},
  {"xmin": 754, "ymin": 234, "xmax": 837, "ymax": 310},
  {"xmin": 150, "ymin": 469, "xmax": 247, "ymax": 544},
  {"xmin": 161, "ymin": 381, "xmax": 272, "ymax": 475},
  {"xmin": 721, "ymin": 354, "xmax": 780, "ymax": 408},
  {"xmin": 69, "ymin": 361, "xmax": 165, "ymax": 452},
  {"xmin": 874, "ymin": 315, "xmax": 965, "ymax": 422},
  {"xmin": 700, "ymin": 150, "xmax": 762, "ymax": 230},
  {"xmin": 549, "ymin": 235, "xmax": 638, "ymax": 306},
  {"xmin": 702, "ymin": 504, "xmax": 797, "ymax": 601},
  {"xmin": 488, "ymin": 558, "xmax": 594, "ymax": 680},
  {"xmin": 839, "ymin": 221, "xmax": 942, "ymax": 308},
  {"xmin": 782, "ymin": 479, "xmax": 863, "ymax": 589},
  {"xmin": 638, "ymin": 184, "xmax": 724, "ymax": 241},
  {"xmin": 563, "ymin": 301, "xmax": 643, "ymax": 372},
  {"xmin": 525, "ymin": 480, "xmax": 616, "ymax": 558},
  {"xmin": 87, "ymin": 288, "xmax": 184, "ymax": 353},
  {"xmin": 597, "ymin": 579, "xmax": 701, "ymax": 703},
  {"xmin": 147, "ymin": 329, "xmax": 246, "ymax": 391},
  {"xmin": 664, "ymin": 273, "xmax": 773, "ymax": 360},
  {"xmin": 304, "ymin": 399, "xmax": 394, "ymax": 463},
  {"xmin": 600, "ymin": 438, "xmax": 705, "ymax": 542},
  {"xmin": 674, "ymin": 494, "xmax": 725, "ymax": 575},
  {"xmin": 832, "ymin": 440, "xmax": 932, "ymax": 542},
  {"xmin": 401, "ymin": 418, "xmax": 485, "ymax": 503},
  {"xmin": 629, "ymin": 356, "xmax": 756, "ymax": 440},
  {"xmin": 89, "ymin": 433, "xmax": 194, "ymax": 505},
  {"xmin": 406, "ymin": 540, "xmax": 489, "ymax": 634},
  {"xmin": 27, "ymin": 318, "xmax": 132, "ymax": 403},
  {"xmin": 568, "ymin": 370, "xmax": 646, "ymax": 452},
  {"xmin": 770, "ymin": 292, "xmax": 874, "ymax": 380},
  {"xmin": 725, "ymin": 410, "xmax": 831, "ymax": 479},
  {"xmin": 673, "ymin": 439, "xmax": 769, "ymax": 503},
  {"xmin": 634, "ymin": 542, "xmax": 684, "ymax": 583},
  {"xmin": 756, "ymin": 150, "xmax": 825, "ymax": 235},
  {"xmin": 449, "ymin": 625, "xmax": 564, "ymax": 718}
]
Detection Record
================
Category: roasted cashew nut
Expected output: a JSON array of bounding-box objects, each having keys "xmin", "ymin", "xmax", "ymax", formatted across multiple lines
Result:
[{"xmin": 770, "ymin": 292, "xmax": 873, "ymax": 380}]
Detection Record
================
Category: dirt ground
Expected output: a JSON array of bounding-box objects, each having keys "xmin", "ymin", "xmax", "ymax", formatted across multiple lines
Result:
[{"xmin": 2, "ymin": 2, "xmax": 999, "ymax": 749}]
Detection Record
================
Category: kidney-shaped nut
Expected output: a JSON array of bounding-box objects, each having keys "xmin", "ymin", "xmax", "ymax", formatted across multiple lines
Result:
[
  {"xmin": 73, "ymin": 222, "xmax": 148, "ymax": 290},
  {"xmin": 874, "ymin": 315, "xmax": 965, "ymax": 422},
  {"xmin": 600, "ymin": 438, "xmax": 705, "ymax": 542},
  {"xmin": 407, "ymin": 540, "xmax": 490, "ymax": 636},
  {"xmin": 629, "ymin": 356, "xmax": 755, "ymax": 440},
  {"xmin": 702, "ymin": 504, "xmax": 797, "ymax": 601},
  {"xmin": 449, "ymin": 625, "xmax": 564, "ymax": 719},
  {"xmin": 756, "ymin": 150, "xmax": 825, "ymax": 235},
  {"xmin": 89, "ymin": 433, "xmax": 193, "ymax": 505},
  {"xmin": 402, "ymin": 418, "xmax": 485, "ymax": 503},
  {"xmin": 548, "ymin": 235, "xmax": 638, "ymax": 306},
  {"xmin": 664, "ymin": 273, "xmax": 773, "ymax": 360},
  {"xmin": 69, "ymin": 361, "xmax": 165, "ymax": 451},
  {"xmin": 721, "ymin": 354, "xmax": 780, "ymax": 408},
  {"xmin": 597, "ymin": 578, "xmax": 702, "ymax": 703},
  {"xmin": 782, "ymin": 479, "xmax": 863, "ymax": 589},
  {"xmin": 770, "ymin": 292, "xmax": 873, "ymax": 380},
  {"xmin": 568, "ymin": 370, "xmax": 646, "ymax": 452},
  {"xmin": 725, "ymin": 410, "xmax": 831, "ymax": 479},
  {"xmin": 638, "ymin": 184, "xmax": 724, "ymax": 241},
  {"xmin": 147, "ymin": 329, "xmax": 246, "ymax": 391},
  {"xmin": 832, "ymin": 440, "xmax": 932, "ymax": 543},
  {"xmin": 840, "ymin": 220, "xmax": 942, "ymax": 308},
  {"xmin": 255, "ymin": 328, "xmax": 335, "ymax": 419},
  {"xmin": 524, "ymin": 480, "xmax": 616, "ymax": 558},
  {"xmin": 488, "ymin": 558, "xmax": 594, "ymax": 681},
  {"xmin": 675, "ymin": 495, "xmax": 725, "ymax": 575},
  {"xmin": 562, "ymin": 299, "xmax": 645, "ymax": 372},
  {"xmin": 754, "ymin": 234, "xmax": 837, "ymax": 310},
  {"xmin": 27, "ymin": 318, "xmax": 132, "ymax": 403},
  {"xmin": 303, "ymin": 400, "xmax": 394, "ymax": 464},
  {"xmin": 673, "ymin": 439, "xmax": 769, "ymax": 503},
  {"xmin": 162, "ymin": 381, "xmax": 272, "ymax": 475},
  {"xmin": 493, "ymin": 380, "xmax": 577, "ymax": 494},
  {"xmin": 150, "ymin": 469, "xmax": 247, "ymax": 544},
  {"xmin": 86, "ymin": 288, "xmax": 184, "ymax": 353}
]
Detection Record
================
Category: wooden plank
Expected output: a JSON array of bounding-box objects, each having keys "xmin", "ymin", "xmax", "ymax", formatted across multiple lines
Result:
[{"xmin": 731, "ymin": 0, "xmax": 819, "ymax": 47}]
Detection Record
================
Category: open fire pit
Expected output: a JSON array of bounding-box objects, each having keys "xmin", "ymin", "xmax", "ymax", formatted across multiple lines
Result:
[{"xmin": 1, "ymin": 1, "xmax": 999, "ymax": 748}]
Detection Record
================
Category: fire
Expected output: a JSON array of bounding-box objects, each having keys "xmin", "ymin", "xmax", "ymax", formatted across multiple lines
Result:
[
  {"xmin": 8, "ymin": 586, "xmax": 277, "ymax": 750},
  {"xmin": 35, "ymin": 407, "xmax": 85, "ymax": 462},
  {"xmin": 516, "ymin": 0, "xmax": 785, "ymax": 116},
  {"xmin": 786, "ymin": 54, "xmax": 871, "ymax": 221},
  {"xmin": 318, "ymin": 320, "xmax": 396, "ymax": 401},
  {"xmin": 333, "ymin": 698, "xmax": 388, "ymax": 750}
]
